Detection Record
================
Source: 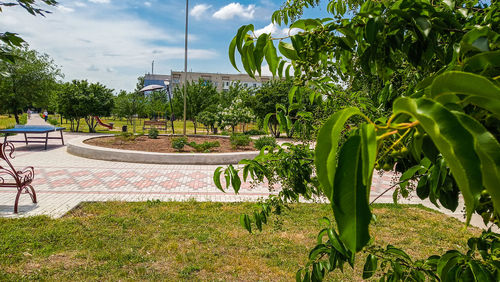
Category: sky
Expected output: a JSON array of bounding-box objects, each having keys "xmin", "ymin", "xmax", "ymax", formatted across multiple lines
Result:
[{"xmin": 0, "ymin": 0, "xmax": 329, "ymax": 92}]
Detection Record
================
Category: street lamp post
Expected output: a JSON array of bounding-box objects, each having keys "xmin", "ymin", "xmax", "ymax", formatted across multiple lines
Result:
[
  {"xmin": 183, "ymin": 0, "xmax": 188, "ymax": 135},
  {"xmin": 164, "ymin": 81, "xmax": 175, "ymax": 135}
]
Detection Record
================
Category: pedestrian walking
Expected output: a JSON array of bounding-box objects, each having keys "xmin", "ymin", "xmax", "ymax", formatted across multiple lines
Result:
[{"xmin": 43, "ymin": 110, "xmax": 48, "ymax": 122}]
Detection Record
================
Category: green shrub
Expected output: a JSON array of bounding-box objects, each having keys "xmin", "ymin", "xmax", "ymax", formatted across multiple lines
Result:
[
  {"xmin": 221, "ymin": 130, "xmax": 231, "ymax": 136},
  {"xmin": 19, "ymin": 114, "xmax": 27, "ymax": 125},
  {"xmin": 119, "ymin": 132, "xmax": 137, "ymax": 141},
  {"xmin": 172, "ymin": 137, "xmax": 188, "ymax": 151},
  {"xmin": 254, "ymin": 136, "xmax": 277, "ymax": 150},
  {"xmin": 48, "ymin": 118, "xmax": 59, "ymax": 126},
  {"xmin": 148, "ymin": 128, "xmax": 159, "ymax": 139},
  {"xmin": 188, "ymin": 141, "xmax": 220, "ymax": 152},
  {"xmin": 244, "ymin": 129, "xmax": 265, "ymax": 136},
  {"xmin": 230, "ymin": 134, "xmax": 251, "ymax": 148}
]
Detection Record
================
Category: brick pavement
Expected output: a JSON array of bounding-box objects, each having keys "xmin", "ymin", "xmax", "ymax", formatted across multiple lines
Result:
[{"xmin": 0, "ymin": 115, "xmax": 492, "ymax": 230}]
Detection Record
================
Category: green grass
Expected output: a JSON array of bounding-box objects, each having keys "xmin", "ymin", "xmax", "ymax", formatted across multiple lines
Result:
[
  {"xmin": 0, "ymin": 114, "xmax": 27, "ymax": 130},
  {"xmin": 0, "ymin": 115, "xmax": 16, "ymax": 130},
  {"xmin": 49, "ymin": 115, "xmax": 255, "ymax": 135},
  {"xmin": 0, "ymin": 202, "xmax": 480, "ymax": 280}
]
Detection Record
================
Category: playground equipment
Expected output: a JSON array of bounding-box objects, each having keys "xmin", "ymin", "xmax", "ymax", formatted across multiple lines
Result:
[{"xmin": 94, "ymin": 116, "xmax": 113, "ymax": 129}]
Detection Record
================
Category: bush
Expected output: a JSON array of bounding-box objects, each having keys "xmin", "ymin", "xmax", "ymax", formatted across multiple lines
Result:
[
  {"xmin": 188, "ymin": 141, "xmax": 220, "ymax": 152},
  {"xmin": 230, "ymin": 134, "xmax": 251, "ymax": 148},
  {"xmin": 254, "ymin": 136, "xmax": 277, "ymax": 150},
  {"xmin": 172, "ymin": 137, "xmax": 188, "ymax": 151},
  {"xmin": 244, "ymin": 129, "xmax": 266, "ymax": 135},
  {"xmin": 48, "ymin": 118, "xmax": 58, "ymax": 126},
  {"xmin": 220, "ymin": 130, "xmax": 231, "ymax": 136},
  {"xmin": 148, "ymin": 128, "xmax": 159, "ymax": 139},
  {"xmin": 119, "ymin": 132, "xmax": 137, "ymax": 141},
  {"xmin": 19, "ymin": 114, "xmax": 27, "ymax": 125}
]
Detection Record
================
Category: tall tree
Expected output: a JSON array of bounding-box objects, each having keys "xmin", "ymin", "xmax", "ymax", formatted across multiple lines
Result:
[
  {"xmin": 172, "ymin": 79, "xmax": 218, "ymax": 134},
  {"xmin": 0, "ymin": 46, "xmax": 62, "ymax": 123}
]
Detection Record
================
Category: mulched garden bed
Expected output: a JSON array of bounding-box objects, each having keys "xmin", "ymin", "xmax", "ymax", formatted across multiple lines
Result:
[{"xmin": 84, "ymin": 135, "xmax": 255, "ymax": 153}]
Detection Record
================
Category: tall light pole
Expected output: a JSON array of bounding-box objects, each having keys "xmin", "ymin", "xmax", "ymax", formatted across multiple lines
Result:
[{"xmin": 183, "ymin": 0, "xmax": 188, "ymax": 135}]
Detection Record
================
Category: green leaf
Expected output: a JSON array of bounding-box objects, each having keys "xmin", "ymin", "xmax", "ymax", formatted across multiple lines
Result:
[
  {"xmin": 415, "ymin": 17, "xmax": 431, "ymax": 37},
  {"xmin": 363, "ymin": 254, "xmax": 378, "ymax": 279},
  {"xmin": 228, "ymin": 36, "xmax": 239, "ymax": 71},
  {"xmin": 455, "ymin": 112, "xmax": 500, "ymax": 216},
  {"xmin": 235, "ymin": 24, "xmax": 254, "ymax": 53},
  {"xmin": 263, "ymin": 112, "xmax": 274, "ymax": 133},
  {"xmin": 332, "ymin": 135, "xmax": 372, "ymax": 253},
  {"xmin": 277, "ymin": 60, "xmax": 285, "ymax": 77},
  {"xmin": 229, "ymin": 165, "xmax": 241, "ymax": 193},
  {"xmin": 393, "ymin": 97, "xmax": 483, "ymax": 224},
  {"xmin": 463, "ymin": 50, "xmax": 500, "ymax": 73},
  {"xmin": 214, "ymin": 167, "xmax": 224, "ymax": 192},
  {"xmin": 253, "ymin": 33, "xmax": 268, "ymax": 76},
  {"xmin": 278, "ymin": 41, "xmax": 299, "ymax": 60},
  {"xmin": 265, "ymin": 40, "xmax": 278, "ymax": 77},
  {"xmin": 239, "ymin": 214, "xmax": 252, "ymax": 233},
  {"xmin": 360, "ymin": 123, "xmax": 377, "ymax": 188},
  {"xmin": 315, "ymin": 107, "xmax": 362, "ymax": 200},
  {"xmin": 288, "ymin": 86, "xmax": 298, "ymax": 104},
  {"xmin": 429, "ymin": 72, "xmax": 500, "ymax": 114},
  {"xmin": 365, "ymin": 18, "xmax": 377, "ymax": 44}
]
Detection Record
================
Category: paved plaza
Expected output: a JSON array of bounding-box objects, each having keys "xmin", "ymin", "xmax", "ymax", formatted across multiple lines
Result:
[{"xmin": 0, "ymin": 115, "xmax": 491, "ymax": 230}]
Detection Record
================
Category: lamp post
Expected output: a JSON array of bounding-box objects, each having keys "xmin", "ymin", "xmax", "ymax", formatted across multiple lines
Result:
[
  {"xmin": 183, "ymin": 0, "xmax": 188, "ymax": 135},
  {"xmin": 164, "ymin": 80, "xmax": 175, "ymax": 134}
]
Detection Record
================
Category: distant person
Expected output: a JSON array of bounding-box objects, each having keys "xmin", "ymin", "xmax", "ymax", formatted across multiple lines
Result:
[
  {"xmin": 27, "ymin": 109, "xmax": 31, "ymax": 119},
  {"xmin": 43, "ymin": 110, "xmax": 48, "ymax": 122}
]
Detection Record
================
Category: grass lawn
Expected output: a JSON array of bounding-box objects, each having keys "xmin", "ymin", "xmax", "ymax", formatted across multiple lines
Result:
[
  {"xmin": 48, "ymin": 115, "xmax": 255, "ymax": 135},
  {"xmin": 0, "ymin": 115, "xmax": 16, "ymax": 130},
  {"xmin": 0, "ymin": 202, "xmax": 479, "ymax": 281}
]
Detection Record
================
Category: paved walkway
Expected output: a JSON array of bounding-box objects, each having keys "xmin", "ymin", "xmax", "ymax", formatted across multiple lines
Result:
[{"xmin": 0, "ymin": 115, "xmax": 493, "ymax": 230}]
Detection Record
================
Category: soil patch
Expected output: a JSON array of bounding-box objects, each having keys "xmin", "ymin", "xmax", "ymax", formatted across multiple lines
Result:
[{"xmin": 84, "ymin": 135, "xmax": 255, "ymax": 153}]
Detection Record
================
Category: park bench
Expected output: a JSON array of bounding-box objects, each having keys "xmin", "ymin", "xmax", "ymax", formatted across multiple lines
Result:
[
  {"xmin": 143, "ymin": 120, "xmax": 168, "ymax": 130},
  {"xmin": 0, "ymin": 141, "xmax": 37, "ymax": 213}
]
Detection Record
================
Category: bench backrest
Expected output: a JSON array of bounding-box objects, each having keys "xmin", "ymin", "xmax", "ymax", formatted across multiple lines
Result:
[{"xmin": 0, "ymin": 142, "xmax": 17, "ymax": 182}]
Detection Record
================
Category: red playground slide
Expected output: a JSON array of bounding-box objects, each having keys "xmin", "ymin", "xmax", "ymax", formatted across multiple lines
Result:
[{"xmin": 94, "ymin": 116, "xmax": 113, "ymax": 129}]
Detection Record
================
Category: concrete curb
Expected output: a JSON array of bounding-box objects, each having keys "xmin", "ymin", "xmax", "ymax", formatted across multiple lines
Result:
[{"xmin": 67, "ymin": 135, "xmax": 259, "ymax": 165}]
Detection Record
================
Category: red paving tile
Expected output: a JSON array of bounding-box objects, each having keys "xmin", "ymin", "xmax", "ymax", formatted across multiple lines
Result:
[
  {"xmin": 70, "ymin": 170, "xmax": 91, "ymax": 177},
  {"xmin": 46, "ymin": 170, "xmax": 67, "ymax": 177},
  {"xmin": 105, "ymin": 179, "xmax": 129, "ymax": 189},
  {"xmin": 50, "ymin": 178, "xmax": 76, "ymax": 187},
  {"xmin": 95, "ymin": 171, "xmax": 116, "ymax": 178},
  {"xmin": 78, "ymin": 179, "xmax": 102, "ymax": 188},
  {"xmin": 159, "ymin": 180, "xmax": 181, "ymax": 189}
]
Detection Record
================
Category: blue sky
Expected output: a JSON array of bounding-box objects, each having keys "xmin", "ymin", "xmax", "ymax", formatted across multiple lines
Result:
[{"xmin": 0, "ymin": 0, "xmax": 329, "ymax": 92}]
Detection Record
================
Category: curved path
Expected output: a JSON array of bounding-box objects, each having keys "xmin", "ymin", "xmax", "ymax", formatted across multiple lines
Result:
[{"xmin": 0, "ymin": 115, "xmax": 492, "ymax": 230}]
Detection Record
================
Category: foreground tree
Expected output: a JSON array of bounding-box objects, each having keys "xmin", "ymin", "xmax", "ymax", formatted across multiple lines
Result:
[
  {"xmin": 216, "ymin": 0, "xmax": 500, "ymax": 280},
  {"xmin": 0, "ymin": 46, "xmax": 62, "ymax": 123}
]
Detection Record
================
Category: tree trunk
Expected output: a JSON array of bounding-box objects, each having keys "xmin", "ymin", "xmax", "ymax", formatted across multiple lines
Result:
[
  {"xmin": 231, "ymin": 125, "xmax": 235, "ymax": 133},
  {"xmin": 193, "ymin": 120, "xmax": 197, "ymax": 134},
  {"xmin": 14, "ymin": 112, "xmax": 20, "ymax": 124},
  {"xmin": 76, "ymin": 119, "xmax": 80, "ymax": 132}
]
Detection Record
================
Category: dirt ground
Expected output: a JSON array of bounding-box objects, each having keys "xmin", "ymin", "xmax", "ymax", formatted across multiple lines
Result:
[{"xmin": 84, "ymin": 135, "xmax": 255, "ymax": 153}]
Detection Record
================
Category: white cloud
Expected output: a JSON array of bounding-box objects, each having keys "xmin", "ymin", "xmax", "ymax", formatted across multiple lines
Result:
[
  {"xmin": 75, "ymin": 2, "xmax": 87, "ymax": 7},
  {"xmin": 190, "ymin": 4, "xmax": 212, "ymax": 20},
  {"xmin": 88, "ymin": 0, "xmax": 110, "ymax": 4},
  {"xmin": 0, "ymin": 6, "xmax": 216, "ymax": 91},
  {"xmin": 213, "ymin": 3, "xmax": 255, "ymax": 20},
  {"xmin": 255, "ymin": 23, "xmax": 301, "ymax": 37},
  {"xmin": 56, "ymin": 5, "xmax": 75, "ymax": 13},
  {"xmin": 144, "ymin": 1, "xmax": 152, "ymax": 7}
]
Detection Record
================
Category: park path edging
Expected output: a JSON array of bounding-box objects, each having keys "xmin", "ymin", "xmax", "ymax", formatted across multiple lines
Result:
[{"xmin": 67, "ymin": 135, "xmax": 259, "ymax": 165}]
